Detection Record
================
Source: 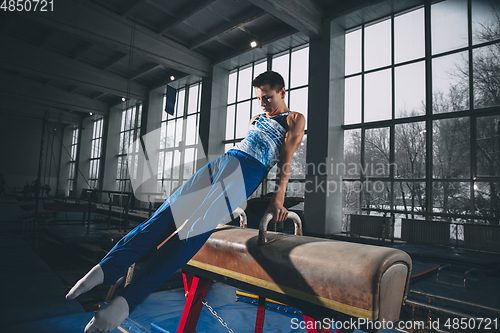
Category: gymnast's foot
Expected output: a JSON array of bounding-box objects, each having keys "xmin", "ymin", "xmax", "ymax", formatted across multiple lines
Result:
[
  {"xmin": 85, "ymin": 296, "xmax": 129, "ymax": 333},
  {"xmin": 66, "ymin": 264, "xmax": 104, "ymax": 300}
]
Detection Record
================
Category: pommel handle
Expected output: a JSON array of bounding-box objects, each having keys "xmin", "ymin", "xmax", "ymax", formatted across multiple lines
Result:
[
  {"xmin": 233, "ymin": 207, "xmax": 247, "ymax": 228},
  {"xmin": 258, "ymin": 211, "xmax": 302, "ymax": 245}
]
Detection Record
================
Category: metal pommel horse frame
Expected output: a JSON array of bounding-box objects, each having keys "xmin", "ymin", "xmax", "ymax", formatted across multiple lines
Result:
[{"xmin": 176, "ymin": 209, "xmax": 412, "ymax": 333}]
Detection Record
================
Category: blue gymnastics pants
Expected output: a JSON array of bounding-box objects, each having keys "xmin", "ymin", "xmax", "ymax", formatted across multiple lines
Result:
[{"xmin": 99, "ymin": 149, "xmax": 266, "ymax": 312}]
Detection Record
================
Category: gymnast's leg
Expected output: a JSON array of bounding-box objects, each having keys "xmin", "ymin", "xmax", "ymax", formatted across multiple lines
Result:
[
  {"xmin": 121, "ymin": 155, "xmax": 258, "ymax": 311},
  {"xmin": 66, "ymin": 157, "xmax": 215, "ymax": 300},
  {"xmin": 84, "ymin": 152, "xmax": 265, "ymax": 332},
  {"xmin": 84, "ymin": 169, "xmax": 259, "ymax": 332},
  {"xmin": 65, "ymin": 203, "xmax": 178, "ymax": 300}
]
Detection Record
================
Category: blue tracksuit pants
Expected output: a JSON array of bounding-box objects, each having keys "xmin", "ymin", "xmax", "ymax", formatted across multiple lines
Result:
[{"xmin": 99, "ymin": 149, "xmax": 266, "ymax": 312}]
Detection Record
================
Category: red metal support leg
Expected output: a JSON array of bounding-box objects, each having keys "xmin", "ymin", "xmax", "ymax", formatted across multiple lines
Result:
[
  {"xmin": 254, "ymin": 296, "xmax": 266, "ymax": 333},
  {"xmin": 177, "ymin": 272, "xmax": 211, "ymax": 333},
  {"xmin": 302, "ymin": 314, "xmax": 334, "ymax": 333}
]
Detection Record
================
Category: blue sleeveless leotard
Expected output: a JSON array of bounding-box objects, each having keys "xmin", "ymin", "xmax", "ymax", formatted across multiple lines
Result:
[{"xmin": 230, "ymin": 111, "xmax": 292, "ymax": 172}]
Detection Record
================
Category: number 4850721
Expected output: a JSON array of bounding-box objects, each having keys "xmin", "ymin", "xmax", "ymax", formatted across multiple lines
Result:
[
  {"xmin": 444, "ymin": 317, "xmax": 498, "ymax": 330},
  {"xmin": 1, "ymin": 0, "xmax": 54, "ymax": 12}
]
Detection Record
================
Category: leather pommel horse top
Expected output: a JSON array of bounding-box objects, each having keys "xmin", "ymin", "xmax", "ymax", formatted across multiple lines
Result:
[{"xmin": 186, "ymin": 226, "xmax": 412, "ymax": 323}]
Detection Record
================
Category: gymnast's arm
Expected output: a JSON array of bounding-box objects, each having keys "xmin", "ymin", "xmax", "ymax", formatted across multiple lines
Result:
[{"xmin": 265, "ymin": 112, "xmax": 305, "ymax": 222}]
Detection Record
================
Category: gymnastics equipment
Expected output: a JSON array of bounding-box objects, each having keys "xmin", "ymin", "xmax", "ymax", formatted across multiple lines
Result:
[{"xmin": 177, "ymin": 210, "xmax": 412, "ymax": 333}]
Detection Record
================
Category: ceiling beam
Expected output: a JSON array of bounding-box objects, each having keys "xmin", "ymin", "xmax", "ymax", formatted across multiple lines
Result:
[
  {"xmin": 189, "ymin": 8, "xmax": 266, "ymax": 50},
  {"xmin": 214, "ymin": 37, "xmax": 238, "ymax": 50},
  {"xmin": 246, "ymin": 0, "xmax": 322, "ymax": 37},
  {"xmin": 0, "ymin": 72, "xmax": 109, "ymax": 114},
  {"xmin": 157, "ymin": 0, "xmax": 216, "ymax": 35},
  {"xmin": 123, "ymin": 0, "xmax": 148, "ymax": 17},
  {"xmin": 144, "ymin": 0, "xmax": 175, "ymax": 16},
  {"xmin": 73, "ymin": 42, "xmax": 95, "ymax": 60},
  {"xmin": 38, "ymin": 30, "xmax": 58, "ymax": 48},
  {"xmin": 0, "ymin": 98, "xmax": 83, "ymax": 124},
  {"xmin": 20, "ymin": 0, "xmax": 211, "ymax": 77},
  {"xmin": 238, "ymin": 26, "xmax": 260, "ymax": 40},
  {"xmin": 130, "ymin": 64, "xmax": 162, "ymax": 80},
  {"xmin": 93, "ymin": 92, "xmax": 107, "ymax": 100},
  {"xmin": 101, "ymin": 53, "xmax": 128, "ymax": 71},
  {"xmin": 214, "ymin": 26, "xmax": 298, "ymax": 65},
  {"xmin": 0, "ymin": 36, "xmax": 148, "ymax": 101}
]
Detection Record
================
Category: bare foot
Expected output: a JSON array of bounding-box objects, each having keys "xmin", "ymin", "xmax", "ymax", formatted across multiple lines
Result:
[
  {"xmin": 66, "ymin": 264, "xmax": 104, "ymax": 300},
  {"xmin": 84, "ymin": 296, "xmax": 129, "ymax": 333}
]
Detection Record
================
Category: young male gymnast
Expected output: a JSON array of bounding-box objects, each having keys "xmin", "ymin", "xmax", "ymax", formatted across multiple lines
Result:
[{"xmin": 67, "ymin": 70, "xmax": 306, "ymax": 333}]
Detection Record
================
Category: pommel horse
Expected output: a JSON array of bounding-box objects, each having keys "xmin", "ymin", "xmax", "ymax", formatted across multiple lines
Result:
[{"xmin": 178, "ymin": 209, "xmax": 412, "ymax": 333}]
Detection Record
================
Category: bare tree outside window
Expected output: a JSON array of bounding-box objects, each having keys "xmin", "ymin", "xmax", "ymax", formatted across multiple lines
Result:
[{"xmin": 343, "ymin": 1, "xmax": 500, "ymax": 231}]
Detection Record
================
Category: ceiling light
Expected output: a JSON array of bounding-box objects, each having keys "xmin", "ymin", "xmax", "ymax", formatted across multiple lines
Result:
[
  {"xmin": 122, "ymin": 97, "xmax": 126, "ymax": 102},
  {"xmin": 250, "ymin": 41, "xmax": 257, "ymax": 48},
  {"xmin": 170, "ymin": 76, "xmax": 175, "ymax": 81},
  {"xmin": 89, "ymin": 112, "xmax": 93, "ymax": 116}
]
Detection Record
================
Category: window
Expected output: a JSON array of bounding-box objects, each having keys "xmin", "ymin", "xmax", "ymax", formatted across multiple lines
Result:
[
  {"xmin": 89, "ymin": 117, "xmax": 103, "ymax": 189},
  {"xmin": 157, "ymin": 82, "xmax": 201, "ymax": 199},
  {"xmin": 68, "ymin": 127, "xmax": 79, "ymax": 193},
  {"xmin": 116, "ymin": 104, "xmax": 142, "ymax": 192},
  {"xmin": 225, "ymin": 60, "xmax": 268, "ymax": 152},
  {"xmin": 342, "ymin": 0, "xmax": 500, "ymax": 232},
  {"xmin": 225, "ymin": 45, "xmax": 309, "ymax": 199}
]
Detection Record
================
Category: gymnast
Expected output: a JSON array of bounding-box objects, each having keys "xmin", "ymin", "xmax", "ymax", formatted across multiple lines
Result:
[{"xmin": 66, "ymin": 70, "xmax": 306, "ymax": 333}]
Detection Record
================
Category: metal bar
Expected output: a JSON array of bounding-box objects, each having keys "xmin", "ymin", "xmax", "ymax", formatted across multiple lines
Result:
[
  {"xmin": 149, "ymin": 198, "xmax": 153, "ymax": 217},
  {"xmin": 108, "ymin": 193, "xmax": 112, "ymax": 230},
  {"xmin": 258, "ymin": 211, "xmax": 302, "ymax": 245},
  {"xmin": 87, "ymin": 191, "xmax": 92, "ymax": 234},
  {"xmin": 436, "ymin": 264, "xmax": 451, "ymax": 283},
  {"xmin": 342, "ymin": 105, "xmax": 500, "ymax": 130},
  {"xmin": 124, "ymin": 194, "xmax": 130, "ymax": 233},
  {"xmin": 177, "ymin": 272, "xmax": 211, "ymax": 333},
  {"xmin": 467, "ymin": 0, "xmax": 476, "ymax": 221},
  {"xmin": 82, "ymin": 188, "xmax": 134, "ymax": 196},
  {"xmin": 424, "ymin": 0, "xmax": 433, "ymax": 218},
  {"xmin": 389, "ymin": 12, "xmax": 396, "ymax": 247},
  {"xmin": 405, "ymin": 299, "xmax": 474, "ymax": 319},
  {"xmin": 359, "ymin": 22, "xmax": 366, "ymax": 215},
  {"xmin": 33, "ymin": 118, "xmax": 46, "ymax": 238},
  {"xmin": 361, "ymin": 207, "xmax": 500, "ymax": 223},
  {"xmin": 410, "ymin": 290, "xmax": 500, "ymax": 315},
  {"xmin": 464, "ymin": 267, "xmax": 477, "ymax": 288},
  {"xmin": 254, "ymin": 296, "xmax": 266, "ymax": 333}
]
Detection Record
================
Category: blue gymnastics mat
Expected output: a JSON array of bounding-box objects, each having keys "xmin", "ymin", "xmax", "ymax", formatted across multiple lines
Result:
[{"xmin": 6, "ymin": 282, "xmax": 400, "ymax": 333}]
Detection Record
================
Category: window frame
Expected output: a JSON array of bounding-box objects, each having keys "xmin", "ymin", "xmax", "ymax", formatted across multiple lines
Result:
[
  {"xmin": 89, "ymin": 116, "xmax": 104, "ymax": 189},
  {"xmin": 224, "ymin": 45, "xmax": 310, "ymax": 199},
  {"xmin": 157, "ymin": 81, "xmax": 202, "ymax": 199},
  {"xmin": 342, "ymin": 0, "xmax": 500, "ymax": 224},
  {"xmin": 116, "ymin": 103, "xmax": 142, "ymax": 192}
]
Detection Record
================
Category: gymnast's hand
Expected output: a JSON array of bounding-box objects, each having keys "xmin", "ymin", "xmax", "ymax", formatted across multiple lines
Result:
[{"xmin": 264, "ymin": 201, "xmax": 288, "ymax": 223}]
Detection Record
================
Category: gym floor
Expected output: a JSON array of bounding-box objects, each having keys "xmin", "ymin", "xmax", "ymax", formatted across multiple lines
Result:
[{"xmin": 1, "ymin": 198, "xmax": 499, "ymax": 332}]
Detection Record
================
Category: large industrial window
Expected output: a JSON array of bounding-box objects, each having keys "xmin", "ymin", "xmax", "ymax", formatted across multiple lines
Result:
[
  {"xmin": 116, "ymin": 104, "xmax": 142, "ymax": 192},
  {"xmin": 342, "ymin": 0, "xmax": 500, "ymax": 235},
  {"xmin": 68, "ymin": 127, "xmax": 79, "ymax": 194},
  {"xmin": 158, "ymin": 82, "xmax": 201, "ymax": 199},
  {"xmin": 225, "ymin": 45, "xmax": 309, "ymax": 199},
  {"xmin": 88, "ymin": 117, "xmax": 103, "ymax": 189}
]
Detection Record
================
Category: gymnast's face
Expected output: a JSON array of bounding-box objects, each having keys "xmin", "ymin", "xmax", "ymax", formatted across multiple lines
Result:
[{"xmin": 255, "ymin": 84, "xmax": 286, "ymax": 117}]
